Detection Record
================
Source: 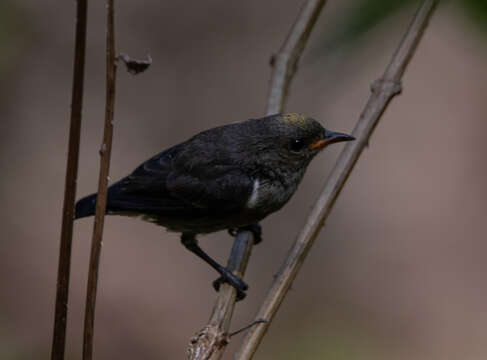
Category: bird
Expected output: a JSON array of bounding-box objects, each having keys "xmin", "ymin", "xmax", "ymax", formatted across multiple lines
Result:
[{"xmin": 75, "ymin": 113, "xmax": 354, "ymax": 299}]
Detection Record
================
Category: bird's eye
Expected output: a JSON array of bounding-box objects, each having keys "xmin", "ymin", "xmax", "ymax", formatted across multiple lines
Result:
[{"xmin": 289, "ymin": 138, "xmax": 306, "ymax": 152}]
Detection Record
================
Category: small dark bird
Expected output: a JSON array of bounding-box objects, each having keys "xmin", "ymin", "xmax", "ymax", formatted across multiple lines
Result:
[{"xmin": 75, "ymin": 113, "xmax": 354, "ymax": 299}]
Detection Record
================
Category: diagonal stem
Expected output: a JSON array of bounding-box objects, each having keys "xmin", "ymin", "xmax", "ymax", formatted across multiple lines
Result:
[{"xmin": 234, "ymin": 1, "xmax": 439, "ymax": 359}]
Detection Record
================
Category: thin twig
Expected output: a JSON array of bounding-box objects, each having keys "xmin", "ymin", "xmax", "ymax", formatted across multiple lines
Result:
[
  {"xmin": 82, "ymin": 0, "xmax": 117, "ymax": 358},
  {"xmin": 187, "ymin": 1, "xmax": 327, "ymax": 359},
  {"xmin": 51, "ymin": 0, "xmax": 88, "ymax": 359},
  {"xmin": 228, "ymin": 320, "xmax": 268, "ymax": 338},
  {"xmin": 234, "ymin": 1, "xmax": 438, "ymax": 359}
]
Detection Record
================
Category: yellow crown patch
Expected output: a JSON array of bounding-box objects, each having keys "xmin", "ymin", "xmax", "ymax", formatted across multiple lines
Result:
[{"xmin": 282, "ymin": 113, "xmax": 308, "ymax": 127}]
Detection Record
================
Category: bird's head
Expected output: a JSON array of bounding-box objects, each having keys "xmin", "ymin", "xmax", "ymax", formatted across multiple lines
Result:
[{"xmin": 252, "ymin": 113, "xmax": 354, "ymax": 167}]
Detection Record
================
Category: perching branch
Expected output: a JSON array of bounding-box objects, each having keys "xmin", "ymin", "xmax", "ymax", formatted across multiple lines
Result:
[
  {"xmin": 187, "ymin": 232, "xmax": 254, "ymax": 360},
  {"xmin": 82, "ymin": 0, "xmax": 117, "ymax": 359},
  {"xmin": 187, "ymin": 1, "xmax": 327, "ymax": 359},
  {"xmin": 51, "ymin": 1, "xmax": 87, "ymax": 359},
  {"xmin": 234, "ymin": 1, "xmax": 438, "ymax": 359}
]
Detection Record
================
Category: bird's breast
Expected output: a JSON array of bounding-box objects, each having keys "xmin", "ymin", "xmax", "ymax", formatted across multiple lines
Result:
[{"xmin": 245, "ymin": 173, "xmax": 301, "ymax": 215}]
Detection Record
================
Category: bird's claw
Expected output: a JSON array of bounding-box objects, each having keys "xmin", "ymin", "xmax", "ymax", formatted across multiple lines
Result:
[
  {"xmin": 227, "ymin": 223, "xmax": 262, "ymax": 245},
  {"xmin": 213, "ymin": 270, "xmax": 248, "ymax": 301},
  {"xmin": 244, "ymin": 223, "xmax": 262, "ymax": 244},
  {"xmin": 217, "ymin": 223, "xmax": 261, "ymax": 300}
]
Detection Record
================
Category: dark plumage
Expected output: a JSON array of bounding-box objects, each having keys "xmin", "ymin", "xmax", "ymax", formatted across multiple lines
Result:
[{"xmin": 75, "ymin": 113, "xmax": 354, "ymax": 299}]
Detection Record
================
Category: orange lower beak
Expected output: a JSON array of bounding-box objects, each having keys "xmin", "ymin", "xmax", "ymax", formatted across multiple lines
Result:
[{"xmin": 309, "ymin": 130, "xmax": 355, "ymax": 151}]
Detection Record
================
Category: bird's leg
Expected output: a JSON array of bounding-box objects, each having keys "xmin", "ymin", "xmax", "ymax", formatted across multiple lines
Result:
[
  {"xmin": 180, "ymin": 233, "xmax": 248, "ymax": 299},
  {"xmin": 227, "ymin": 223, "xmax": 262, "ymax": 244},
  {"xmin": 213, "ymin": 223, "xmax": 263, "ymax": 301}
]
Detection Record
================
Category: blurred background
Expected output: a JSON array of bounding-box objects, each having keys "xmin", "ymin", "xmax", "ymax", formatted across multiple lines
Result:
[{"xmin": 1, "ymin": 0, "xmax": 487, "ymax": 359}]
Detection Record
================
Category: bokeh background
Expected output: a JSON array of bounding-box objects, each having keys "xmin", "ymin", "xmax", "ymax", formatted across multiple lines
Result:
[{"xmin": 2, "ymin": 0, "xmax": 487, "ymax": 359}]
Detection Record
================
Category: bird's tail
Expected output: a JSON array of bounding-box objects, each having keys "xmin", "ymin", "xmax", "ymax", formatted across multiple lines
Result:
[{"xmin": 75, "ymin": 193, "xmax": 97, "ymax": 219}]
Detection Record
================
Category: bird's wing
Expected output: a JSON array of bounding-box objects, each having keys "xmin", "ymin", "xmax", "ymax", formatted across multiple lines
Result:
[
  {"xmin": 107, "ymin": 143, "xmax": 254, "ymax": 215},
  {"xmin": 165, "ymin": 165, "xmax": 253, "ymax": 211}
]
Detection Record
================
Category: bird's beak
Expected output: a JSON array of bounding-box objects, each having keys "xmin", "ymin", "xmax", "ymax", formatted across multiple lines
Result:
[{"xmin": 309, "ymin": 130, "xmax": 355, "ymax": 151}]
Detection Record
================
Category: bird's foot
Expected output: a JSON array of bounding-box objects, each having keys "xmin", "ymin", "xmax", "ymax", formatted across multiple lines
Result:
[
  {"xmin": 227, "ymin": 223, "xmax": 262, "ymax": 245},
  {"xmin": 212, "ymin": 269, "xmax": 248, "ymax": 301}
]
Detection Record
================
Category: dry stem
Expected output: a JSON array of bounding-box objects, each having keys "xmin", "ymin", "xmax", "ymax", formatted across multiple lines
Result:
[
  {"xmin": 234, "ymin": 1, "xmax": 438, "ymax": 359},
  {"xmin": 51, "ymin": 1, "xmax": 88, "ymax": 359},
  {"xmin": 267, "ymin": 0, "xmax": 327, "ymax": 115},
  {"xmin": 187, "ymin": 1, "xmax": 327, "ymax": 359},
  {"xmin": 82, "ymin": 0, "xmax": 117, "ymax": 358}
]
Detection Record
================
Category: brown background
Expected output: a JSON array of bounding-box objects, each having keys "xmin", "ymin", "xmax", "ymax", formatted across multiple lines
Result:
[{"xmin": 1, "ymin": 0, "xmax": 487, "ymax": 359}]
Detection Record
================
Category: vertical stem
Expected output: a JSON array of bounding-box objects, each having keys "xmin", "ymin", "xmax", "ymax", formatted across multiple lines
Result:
[
  {"xmin": 51, "ymin": 0, "xmax": 88, "ymax": 359},
  {"xmin": 82, "ymin": 0, "xmax": 117, "ymax": 358}
]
